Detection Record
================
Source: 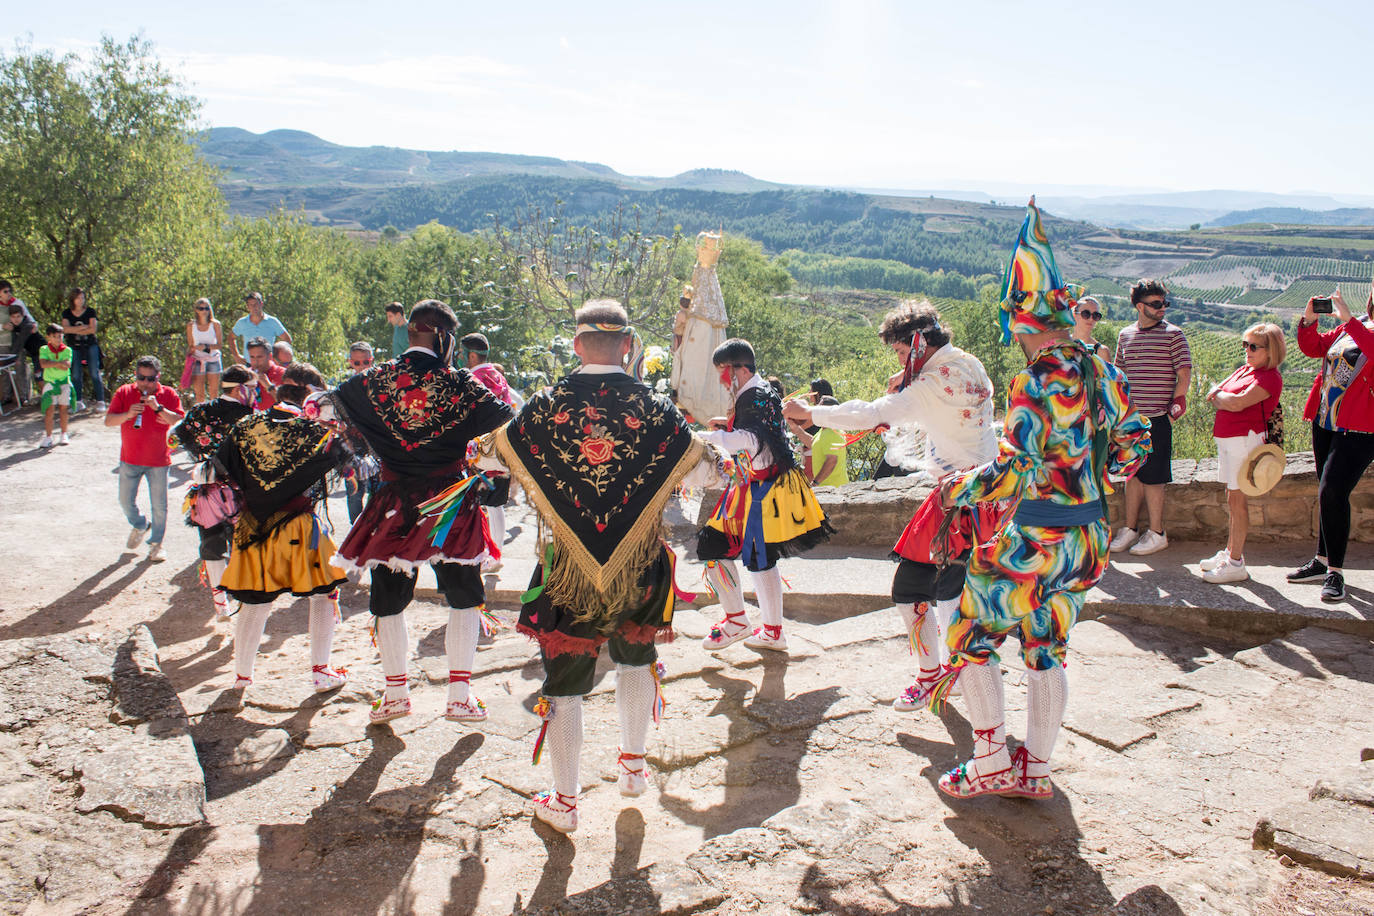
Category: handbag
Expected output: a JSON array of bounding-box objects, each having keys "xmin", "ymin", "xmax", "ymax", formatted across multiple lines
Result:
[{"xmin": 189, "ymin": 481, "xmax": 241, "ymax": 528}]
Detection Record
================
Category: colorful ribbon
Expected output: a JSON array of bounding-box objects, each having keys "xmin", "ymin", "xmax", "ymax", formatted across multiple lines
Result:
[
  {"xmin": 531, "ymin": 696, "xmax": 552, "ymax": 765},
  {"xmin": 519, "ymin": 543, "xmax": 557, "ymax": 604},
  {"xmin": 416, "ymin": 474, "xmax": 487, "ymax": 548},
  {"xmin": 652, "ymin": 662, "xmax": 667, "ymax": 724}
]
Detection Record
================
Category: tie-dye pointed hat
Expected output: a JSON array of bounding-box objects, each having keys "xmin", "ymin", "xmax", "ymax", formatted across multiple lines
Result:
[{"xmin": 998, "ymin": 196, "xmax": 1084, "ymax": 344}]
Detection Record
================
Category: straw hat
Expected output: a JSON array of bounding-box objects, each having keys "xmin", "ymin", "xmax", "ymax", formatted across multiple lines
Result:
[{"xmin": 1238, "ymin": 443, "xmax": 1285, "ymax": 497}]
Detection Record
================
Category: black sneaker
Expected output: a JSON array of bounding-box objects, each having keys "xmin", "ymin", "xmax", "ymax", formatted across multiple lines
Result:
[
  {"xmin": 1287, "ymin": 558, "xmax": 1328, "ymax": 583},
  {"xmin": 1320, "ymin": 571, "xmax": 1345, "ymax": 603}
]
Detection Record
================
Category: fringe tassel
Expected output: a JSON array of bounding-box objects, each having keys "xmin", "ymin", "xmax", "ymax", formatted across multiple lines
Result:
[
  {"xmin": 531, "ymin": 696, "xmax": 552, "ymax": 765},
  {"xmin": 479, "ymin": 606, "xmax": 502, "ymax": 637},
  {"xmin": 700, "ymin": 562, "xmax": 720, "ymax": 602},
  {"xmin": 651, "ymin": 661, "xmax": 667, "ymax": 725},
  {"xmin": 912, "ymin": 601, "xmax": 930, "ymax": 657}
]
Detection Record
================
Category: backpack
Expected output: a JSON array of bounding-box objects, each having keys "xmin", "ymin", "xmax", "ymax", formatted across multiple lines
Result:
[{"xmin": 189, "ymin": 481, "xmax": 241, "ymax": 528}]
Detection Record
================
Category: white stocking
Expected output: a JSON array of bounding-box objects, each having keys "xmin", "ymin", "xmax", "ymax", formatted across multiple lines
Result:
[
  {"xmin": 935, "ymin": 597, "xmax": 960, "ymax": 667},
  {"xmin": 1024, "ymin": 666, "xmax": 1069, "ymax": 778},
  {"xmin": 446, "ymin": 606, "xmax": 481, "ymax": 703},
  {"xmin": 959, "ymin": 661, "xmax": 1010, "ymax": 778},
  {"xmin": 375, "ymin": 613, "xmax": 410, "ymax": 701},
  {"xmin": 706, "ymin": 560, "xmax": 746, "ymax": 616},
  {"xmin": 204, "ymin": 558, "xmax": 228, "ymax": 589},
  {"xmin": 546, "ymin": 695, "xmax": 584, "ymax": 799},
  {"xmin": 308, "ymin": 595, "xmax": 336, "ymax": 669},
  {"xmin": 616, "ymin": 665, "xmax": 655, "ymax": 767},
  {"xmin": 753, "ymin": 566, "xmax": 784, "ymax": 631},
  {"xmin": 894, "ymin": 603, "xmax": 940, "ymax": 674},
  {"xmin": 233, "ymin": 604, "xmax": 273, "ymax": 680},
  {"xmin": 486, "ymin": 505, "xmax": 506, "ymax": 550}
]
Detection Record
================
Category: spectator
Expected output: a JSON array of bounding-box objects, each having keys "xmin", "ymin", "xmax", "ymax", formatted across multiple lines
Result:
[
  {"xmin": 62, "ymin": 288, "xmax": 105, "ymax": 412},
  {"xmin": 347, "ymin": 340, "xmax": 375, "ymax": 372},
  {"xmin": 460, "ymin": 332, "xmax": 518, "ymax": 569},
  {"xmin": 343, "ymin": 340, "xmax": 380, "ymax": 523},
  {"xmin": 38, "ymin": 323, "xmax": 73, "ymax": 448},
  {"xmin": 185, "ymin": 297, "xmax": 224, "ymax": 404},
  {"xmin": 245, "ymin": 337, "xmax": 285, "ymax": 390},
  {"xmin": 2, "ymin": 281, "xmax": 42, "ymax": 399},
  {"xmin": 385, "ymin": 301, "xmax": 407, "ymax": 357},
  {"xmin": 1072, "ymin": 295, "xmax": 1110, "ymax": 358},
  {"xmin": 808, "ymin": 378, "xmax": 834, "ymax": 403},
  {"xmin": 104, "ymin": 355, "xmax": 185, "ymax": 563},
  {"xmin": 1288, "ymin": 288, "xmax": 1374, "ymax": 602},
  {"xmin": 5, "ymin": 300, "xmax": 41, "ymax": 403},
  {"xmin": 766, "ymin": 375, "xmax": 784, "ymax": 396},
  {"xmin": 806, "ymin": 395, "xmax": 849, "ymax": 486},
  {"xmin": 229, "ymin": 292, "xmax": 290, "ymax": 365},
  {"xmin": 272, "ymin": 340, "xmax": 294, "ymax": 369},
  {"xmin": 1110, "ymin": 280, "xmax": 1192, "ymax": 556},
  {"xmin": 1199, "ymin": 323, "xmax": 1285, "ymax": 583}
]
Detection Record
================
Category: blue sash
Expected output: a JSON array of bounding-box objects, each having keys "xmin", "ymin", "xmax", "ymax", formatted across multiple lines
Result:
[{"xmin": 1013, "ymin": 498, "xmax": 1104, "ymax": 527}]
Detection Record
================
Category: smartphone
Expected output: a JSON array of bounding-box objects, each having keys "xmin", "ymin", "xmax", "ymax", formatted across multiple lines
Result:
[{"xmin": 1312, "ymin": 297, "xmax": 1334, "ymax": 314}]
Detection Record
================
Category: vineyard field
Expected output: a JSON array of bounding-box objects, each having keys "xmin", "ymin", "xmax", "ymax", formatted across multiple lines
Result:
[
  {"xmin": 1166, "ymin": 255, "xmax": 1374, "ymax": 282},
  {"xmin": 1204, "ymin": 233, "xmax": 1374, "ymax": 252},
  {"xmin": 1230, "ymin": 288, "xmax": 1282, "ymax": 306},
  {"xmin": 1265, "ymin": 279, "xmax": 1371, "ymax": 311}
]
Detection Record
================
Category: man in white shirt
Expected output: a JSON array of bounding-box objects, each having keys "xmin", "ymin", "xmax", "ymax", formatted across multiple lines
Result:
[{"xmin": 783, "ymin": 300, "xmax": 998, "ymax": 709}]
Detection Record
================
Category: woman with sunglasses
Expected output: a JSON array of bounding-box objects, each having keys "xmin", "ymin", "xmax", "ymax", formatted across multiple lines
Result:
[
  {"xmin": 186, "ymin": 297, "xmax": 224, "ymax": 403},
  {"xmin": 1200, "ymin": 323, "xmax": 1285, "ymax": 583},
  {"xmin": 1288, "ymin": 287, "xmax": 1374, "ymax": 602},
  {"xmin": 1071, "ymin": 296, "xmax": 1110, "ymax": 358}
]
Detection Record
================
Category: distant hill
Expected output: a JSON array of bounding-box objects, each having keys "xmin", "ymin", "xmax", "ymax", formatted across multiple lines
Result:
[
  {"xmin": 196, "ymin": 127, "xmax": 781, "ymax": 194},
  {"xmin": 1206, "ymin": 207, "xmax": 1374, "ymax": 227}
]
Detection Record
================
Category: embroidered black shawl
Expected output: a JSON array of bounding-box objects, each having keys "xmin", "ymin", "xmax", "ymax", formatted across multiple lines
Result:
[
  {"xmin": 333, "ymin": 351, "xmax": 513, "ymax": 478},
  {"xmin": 731, "ymin": 382, "xmax": 797, "ymax": 474},
  {"xmin": 215, "ymin": 407, "xmax": 347, "ymax": 524},
  {"xmin": 494, "ymin": 372, "xmax": 705, "ymax": 624},
  {"xmin": 175, "ymin": 398, "xmax": 252, "ymax": 461}
]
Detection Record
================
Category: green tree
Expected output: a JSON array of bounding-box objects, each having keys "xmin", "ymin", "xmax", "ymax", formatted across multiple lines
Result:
[{"xmin": 0, "ymin": 35, "xmax": 223, "ymax": 379}]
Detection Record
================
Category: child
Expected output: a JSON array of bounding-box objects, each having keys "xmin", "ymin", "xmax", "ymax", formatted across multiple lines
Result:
[{"xmin": 39, "ymin": 323, "xmax": 73, "ymax": 448}]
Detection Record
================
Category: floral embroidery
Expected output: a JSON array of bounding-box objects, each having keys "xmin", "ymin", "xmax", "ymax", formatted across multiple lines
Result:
[{"xmin": 362, "ymin": 359, "xmax": 490, "ymax": 448}]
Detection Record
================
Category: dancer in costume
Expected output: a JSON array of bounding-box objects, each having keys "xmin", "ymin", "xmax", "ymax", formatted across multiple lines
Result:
[
  {"xmin": 930, "ymin": 199, "xmax": 1151, "ymax": 800},
  {"xmin": 460, "ymin": 332, "xmax": 518, "ymax": 573},
  {"xmin": 781, "ymin": 299, "xmax": 997, "ymax": 709},
  {"xmin": 216, "ymin": 362, "xmax": 352, "ymax": 693},
  {"xmin": 696, "ymin": 338, "xmax": 833, "ymax": 653},
  {"xmin": 333, "ymin": 301, "xmax": 514, "ymax": 725},
  {"xmin": 476, "ymin": 300, "xmax": 726, "ymax": 834},
  {"xmin": 174, "ymin": 364, "xmax": 256, "ymax": 620}
]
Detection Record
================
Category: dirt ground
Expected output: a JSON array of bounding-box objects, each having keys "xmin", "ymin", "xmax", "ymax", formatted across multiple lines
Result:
[{"xmin": 2, "ymin": 407, "xmax": 1373, "ymax": 916}]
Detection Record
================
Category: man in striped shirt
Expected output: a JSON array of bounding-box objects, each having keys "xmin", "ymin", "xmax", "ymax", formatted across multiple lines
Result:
[{"xmin": 1110, "ymin": 280, "xmax": 1192, "ymax": 556}]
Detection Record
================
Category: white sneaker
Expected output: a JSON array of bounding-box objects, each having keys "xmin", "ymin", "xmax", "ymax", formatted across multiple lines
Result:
[
  {"xmin": 1128, "ymin": 529, "xmax": 1168, "ymax": 556},
  {"xmin": 57, "ymin": 432, "xmax": 70, "ymax": 446},
  {"xmin": 743, "ymin": 627, "xmax": 789, "ymax": 652},
  {"xmin": 126, "ymin": 525, "xmax": 149, "ymax": 549},
  {"xmin": 95, "ymin": 401, "xmax": 107, "ymax": 412},
  {"xmin": 147, "ymin": 543, "xmax": 166, "ymax": 563},
  {"xmin": 1203, "ymin": 560, "xmax": 1249, "ymax": 584},
  {"xmin": 39, "ymin": 435, "xmax": 54, "ymax": 449},
  {"xmin": 1109, "ymin": 527, "xmax": 1140, "ymax": 552},
  {"xmin": 530, "ymin": 791, "xmax": 578, "ymax": 833},
  {"xmin": 312, "ymin": 665, "xmax": 348, "ymax": 692},
  {"xmin": 74, "ymin": 400, "xmax": 87, "ymax": 413},
  {"xmin": 1199, "ymin": 548, "xmax": 1230, "ymax": 572},
  {"xmin": 618, "ymin": 753, "xmax": 650, "ymax": 797}
]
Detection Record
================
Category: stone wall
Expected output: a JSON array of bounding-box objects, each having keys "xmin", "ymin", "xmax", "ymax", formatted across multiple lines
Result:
[{"xmin": 805, "ymin": 452, "xmax": 1374, "ymax": 548}]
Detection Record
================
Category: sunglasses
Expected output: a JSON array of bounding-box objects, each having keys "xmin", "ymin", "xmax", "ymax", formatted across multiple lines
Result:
[
  {"xmin": 195, "ymin": 306, "xmax": 210, "ymax": 312},
  {"xmin": 136, "ymin": 373, "xmax": 159, "ymax": 382},
  {"xmin": 1140, "ymin": 299, "xmax": 1170, "ymax": 309},
  {"xmin": 1242, "ymin": 342, "xmax": 1268, "ymax": 353},
  {"xmin": 1078, "ymin": 309, "xmax": 1102, "ymax": 321},
  {"xmin": 350, "ymin": 358, "xmax": 374, "ymax": 367}
]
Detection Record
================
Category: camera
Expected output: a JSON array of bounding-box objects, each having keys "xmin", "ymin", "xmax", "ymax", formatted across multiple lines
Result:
[{"xmin": 1312, "ymin": 297, "xmax": 1334, "ymax": 314}]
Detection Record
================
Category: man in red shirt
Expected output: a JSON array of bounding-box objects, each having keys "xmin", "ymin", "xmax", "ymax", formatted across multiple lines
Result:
[{"xmin": 104, "ymin": 355, "xmax": 185, "ymax": 562}]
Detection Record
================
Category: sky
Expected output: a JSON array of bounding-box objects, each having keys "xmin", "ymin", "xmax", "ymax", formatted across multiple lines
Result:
[{"xmin": 9, "ymin": 0, "xmax": 1374, "ymax": 198}]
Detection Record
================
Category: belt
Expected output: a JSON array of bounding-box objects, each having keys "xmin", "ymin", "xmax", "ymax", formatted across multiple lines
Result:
[{"xmin": 1013, "ymin": 498, "xmax": 1104, "ymax": 527}]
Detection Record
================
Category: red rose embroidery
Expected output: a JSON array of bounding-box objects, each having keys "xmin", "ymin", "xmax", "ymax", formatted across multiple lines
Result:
[
  {"xmin": 397, "ymin": 373, "xmax": 413, "ymax": 387},
  {"xmin": 624, "ymin": 415, "xmax": 643, "ymax": 430},
  {"xmin": 553, "ymin": 409, "xmax": 571, "ymax": 425},
  {"xmin": 197, "ymin": 434, "xmax": 211, "ymax": 446},
  {"xmin": 378, "ymin": 393, "xmax": 388, "ymax": 403},
  {"xmin": 581, "ymin": 437, "xmax": 614, "ymax": 465},
  {"xmin": 657, "ymin": 441, "xmax": 668, "ymax": 453},
  {"xmin": 530, "ymin": 444, "xmax": 540, "ymax": 455},
  {"xmin": 403, "ymin": 389, "xmax": 428, "ymax": 410},
  {"xmin": 584, "ymin": 406, "xmax": 603, "ymax": 420}
]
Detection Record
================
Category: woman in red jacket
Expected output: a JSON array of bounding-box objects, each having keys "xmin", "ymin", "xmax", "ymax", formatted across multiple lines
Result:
[{"xmin": 1288, "ymin": 287, "xmax": 1374, "ymax": 602}]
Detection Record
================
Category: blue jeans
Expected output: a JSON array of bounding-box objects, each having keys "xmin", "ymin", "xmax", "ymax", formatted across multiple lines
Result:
[
  {"xmin": 71, "ymin": 345, "xmax": 105, "ymax": 402},
  {"xmin": 119, "ymin": 463, "xmax": 169, "ymax": 545}
]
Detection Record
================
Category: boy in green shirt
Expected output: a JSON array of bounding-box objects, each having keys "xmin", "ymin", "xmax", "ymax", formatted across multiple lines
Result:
[
  {"xmin": 39, "ymin": 323, "xmax": 73, "ymax": 448},
  {"xmin": 807, "ymin": 396, "xmax": 849, "ymax": 486}
]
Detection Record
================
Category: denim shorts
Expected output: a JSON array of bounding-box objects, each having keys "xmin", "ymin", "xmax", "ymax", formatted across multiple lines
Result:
[{"xmin": 192, "ymin": 358, "xmax": 223, "ymax": 376}]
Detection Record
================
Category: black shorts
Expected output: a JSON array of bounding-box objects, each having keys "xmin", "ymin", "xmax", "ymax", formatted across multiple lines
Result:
[
  {"xmin": 540, "ymin": 636, "xmax": 657, "ymax": 697},
  {"xmin": 1135, "ymin": 414, "xmax": 1173, "ymax": 485},
  {"xmin": 480, "ymin": 474, "xmax": 511, "ymax": 507},
  {"xmin": 197, "ymin": 521, "xmax": 232, "ymax": 561},
  {"xmin": 368, "ymin": 562, "xmax": 485, "ymax": 617},
  {"xmin": 891, "ymin": 558, "xmax": 967, "ymax": 605}
]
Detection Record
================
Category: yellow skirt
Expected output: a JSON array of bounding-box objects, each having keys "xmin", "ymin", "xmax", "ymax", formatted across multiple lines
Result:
[{"xmin": 222, "ymin": 512, "xmax": 347, "ymax": 604}]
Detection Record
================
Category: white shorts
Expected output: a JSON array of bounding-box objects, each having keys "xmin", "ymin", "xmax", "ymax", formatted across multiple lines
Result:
[{"xmin": 1215, "ymin": 431, "xmax": 1265, "ymax": 490}]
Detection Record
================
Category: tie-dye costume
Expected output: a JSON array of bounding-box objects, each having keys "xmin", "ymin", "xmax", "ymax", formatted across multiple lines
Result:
[
  {"xmin": 942, "ymin": 340, "xmax": 1151, "ymax": 670},
  {"xmin": 933, "ymin": 199, "xmax": 1152, "ymax": 802}
]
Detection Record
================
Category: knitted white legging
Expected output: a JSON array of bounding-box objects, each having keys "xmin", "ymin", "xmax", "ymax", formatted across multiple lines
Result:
[
  {"xmin": 545, "ymin": 695, "xmax": 584, "ymax": 799},
  {"xmin": 935, "ymin": 597, "xmax": 959, "ymax": 666},
  {"xmin": 234, "ymin": 595, "xmax": 335, "ymax": 678},
  {"xmin": 753, "ymin": 566, "xmax": 784, "ymax": 629},
  {"xmin": 616, "ymin": 664, "xmax": 655, "ymax": 765},
  {"xmin": 376, "ymin": 613, "xmax": 410, "ymax": 701},
  {"xmin": 707, "ymin": 560, "xmax": 746, "ymax": 617},
  {"xmin": 895, "ymin": 602, "xmax": 940, "ymax": 673},
  {"xmin": 204, "ymin": 558, "xmax": 227, "ymax": 590},
  {"xmin": 486, "ymin": 506, "xmax": 506, "ymax": 552},
  {"xmin": 959, "ymin": 661, "xmax": 1010, "ymax": 778},
  {"xmin": 1024, "ymin": 666, "xmax": 1068, "ymax": 777},
  {"xmin": 446, "ymin": 607, "xmax": 481, "ymax": 703}
]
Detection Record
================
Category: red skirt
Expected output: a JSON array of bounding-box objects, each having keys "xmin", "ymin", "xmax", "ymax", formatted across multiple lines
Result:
[
  {"xmin": 335, "ymin": 478, "xmax": 494, "ymax": 575},
  {"xmin": 894, "ymin": 488, "xmax": 1005, "ymax": 565}
]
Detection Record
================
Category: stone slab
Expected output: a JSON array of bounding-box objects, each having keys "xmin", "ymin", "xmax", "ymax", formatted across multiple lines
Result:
[
  {"xmin": 1165, "ymin": 658, "xmax": 1279, "ymax": 699},
  {"xmin": 1063, "ymin": 709, "xmax": 1157, "ymax": 753},
  {"xmin": 1255, "ymin": 797, "xmax": 1374, "ymax": 878},
  {"xmin": 76, "ymin": 728, "xmax": 206, "ymax": 827},
  {"xmin": 1311, "ymin": 761, "xmax": 1374, "ymax": 808}
]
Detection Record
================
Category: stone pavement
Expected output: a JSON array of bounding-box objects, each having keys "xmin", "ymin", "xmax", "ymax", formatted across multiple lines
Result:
[{"xmin": 5, "ymin": 409, "xmax": 1374, "ymax": 914}]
